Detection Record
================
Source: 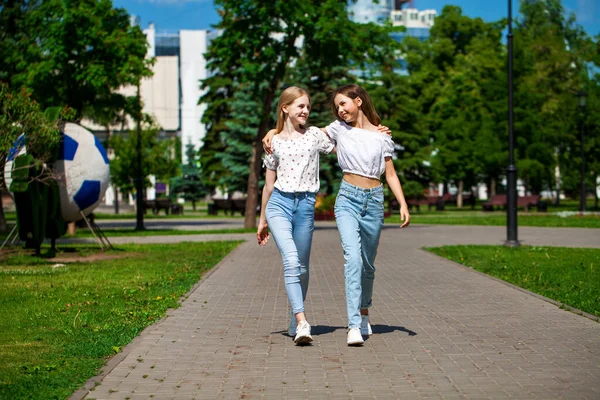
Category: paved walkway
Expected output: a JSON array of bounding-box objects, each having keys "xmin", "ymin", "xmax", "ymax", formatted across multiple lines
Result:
[{"xmin": 75, "ymin": 224, "xmax": 600, "ymax": 400}]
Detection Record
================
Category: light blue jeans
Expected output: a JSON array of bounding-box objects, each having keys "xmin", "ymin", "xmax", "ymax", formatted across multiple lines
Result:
[
  {"xmin": 266, "ymin": 188, "xmax": 316, "ymax": 315},
  {"xmin": 335, "ymin": 180, "xmax": 384, "ymax": 329}
]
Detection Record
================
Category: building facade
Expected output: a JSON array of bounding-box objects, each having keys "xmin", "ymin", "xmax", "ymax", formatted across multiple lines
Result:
[
  {"xmin": 84, "ymin": 23, "xmax": 216, "ymax": 165},
  {"xmin": 347, "ymin": 0, "xmax": 436, "ymax": 75},
  {"xmin": 83, "ymin": 23, "xmax": 216, "ymax": 205}
]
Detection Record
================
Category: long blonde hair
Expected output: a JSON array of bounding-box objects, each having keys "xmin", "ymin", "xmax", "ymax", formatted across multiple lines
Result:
[
  {"xmin": 330, "ymin": 84, "xmax": 381, "ymax": 126},
  {"xmin": 275, "ymin": 86, "xmax": 311, "ymax": 133}
]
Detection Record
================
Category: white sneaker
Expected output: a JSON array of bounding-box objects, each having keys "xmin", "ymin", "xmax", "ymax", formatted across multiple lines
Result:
[
  {"xmin": 347, "ymin": 327, "xmax": 364, "ymax": 346},
  {"xmin": 294, "ymin": 320, "xmax": 313, "ymax": 344},
  {"xmin": 361, "ymin": 315, "xmax": 372, "ymax": 336},
  {"xmin": 288, "ymin": 309, "xmax": 297, "ymax": 337}
]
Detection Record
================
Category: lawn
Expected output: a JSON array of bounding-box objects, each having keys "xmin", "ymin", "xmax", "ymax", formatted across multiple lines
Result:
[
  {"xmin": 426, "ymin": 245, "xmax": 600, "ymax": 319},
  {"xmin": 0, "ymin": 241, "xmax": 240, "ymax": 399},
  {"xmin": 386, "ymin": 210, "xmax": 600, "ymax": 228},
  {"xmin": 73, "ymin": 227, "xmax": 255, "ymax": 238}
]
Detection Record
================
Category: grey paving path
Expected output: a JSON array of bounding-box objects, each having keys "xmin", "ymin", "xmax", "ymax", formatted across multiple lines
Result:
[{"xmin": 78, "ymin": 225, "xmax": 600, "ymax": 400}]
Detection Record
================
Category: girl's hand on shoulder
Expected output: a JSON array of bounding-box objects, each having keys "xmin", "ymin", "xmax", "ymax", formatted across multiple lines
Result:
[
  {"xmin": 262, "ymin": 129, "xmax": 277, "ymax": 154},
  {"xmin": 400, "ymin": 206, "xmax": 410, "ymax": 228},
  {"xmin": 377, "ymin": 124, "xmax": 392, "ymax": 136},
  {"xmin": 257, "ymin": 220, "xmax": 270, "ymax": 246}
]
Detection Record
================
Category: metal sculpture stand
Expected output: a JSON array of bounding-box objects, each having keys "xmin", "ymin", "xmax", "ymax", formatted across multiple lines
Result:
[
  {"xmin": 0, "ymin": 224, "xmax": 20, "ymax": 251},
  {"xmin": 79, "ymin": 211, "xmax": 113, "ymax": 250}
]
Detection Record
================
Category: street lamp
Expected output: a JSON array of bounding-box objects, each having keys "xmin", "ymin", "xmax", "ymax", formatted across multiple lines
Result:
[
  {"xmin": 505, "ymin": 0, "xmax": 519, "ymax": 247},
  {"xmin": 135, "ymin": 81, "xmax": 145, "ymax": 230},
  {"xmin": 578, "ymin": 89, "xmax": 587, "ymax": 212}
]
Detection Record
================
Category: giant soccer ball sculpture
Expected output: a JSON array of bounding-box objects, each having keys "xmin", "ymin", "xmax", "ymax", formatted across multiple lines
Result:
[
  {"xmin": 3, "ymin": 134, "xmax": 26, "ymax": 190},
  {"xmin": 54, "ymin": 123, "xmax": 110, "ymax": 222}
]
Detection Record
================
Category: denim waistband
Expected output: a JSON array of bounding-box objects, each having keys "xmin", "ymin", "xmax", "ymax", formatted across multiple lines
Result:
[
  {"xmin": 273, "ymin": 188, "xmax": 316, "ymax": 199},
  {"xmin": 339, "ymin": 179, "xmax": 383, "ymax": 195}
]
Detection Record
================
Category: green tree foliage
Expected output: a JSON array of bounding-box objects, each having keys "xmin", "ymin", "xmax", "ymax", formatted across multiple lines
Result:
[
  {"xmin": 395, "ymin": 1, "xmax": 599, "ymax": 207},
  {"xmin": 108, "ymin": 123, "xmax": 179, "ymax": 198},
  {"xmin": 0, "ymin": 0, "xmax": 152, "ymax": 123},
  {"xmin": 201, "ymin": 0, "xmax": 395, "ymax": 227},
  {"xmin": 401, "ymin": 6, "xmax": 505, "ymax": 206},
  {"xmin": 170, "ymin": 143, "xmax": 207, "ymax": 211},
  {"xmin": 0, "ymin": 82, "xmax": 67, "ymax": 231},
  {"xmin": 512, "ymin": 0, "xmax": 594, "ymax": 196}
]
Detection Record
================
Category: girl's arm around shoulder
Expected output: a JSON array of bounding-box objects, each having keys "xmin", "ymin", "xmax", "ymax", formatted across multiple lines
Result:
[
  {"xmin": 384, "ymin": 158, "xmax": 410, "ymax": 228},
  {"xmin": 320, "ymin": 127, "xmax": 337, "ymax": 154},
  {"xmin": 310, "ymin": 126, "xmax": 334, "ymax": 154},
  {"xmin": 257, "ymin": 168, "xmax": 276, "ymax": 246},
  {"xmin": 262, "ymin": 128, "xmax": 278, "ymax": 155}
]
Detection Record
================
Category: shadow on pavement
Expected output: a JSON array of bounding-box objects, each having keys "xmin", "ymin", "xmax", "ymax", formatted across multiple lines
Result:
[{"xmin": 371, "ymin": 324, "xmax": 417, "ymax": 336}]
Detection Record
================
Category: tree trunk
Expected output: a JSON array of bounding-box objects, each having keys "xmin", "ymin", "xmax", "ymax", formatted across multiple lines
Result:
[
  {"xmin": 0, "ymin": 192, "xmax": 7, "ymax": 233},
  {"xmin": 113, "ymin": 186, "xmax": 119, "ymax": 215},
  {"xmin": 244, "ymin": 107, "xmax": 276, "ymax": 228},
  {"xmin": 192, "ymin": 200, "xmax": 196, "ymax": 211},
  {"xmin": 554, "ymin": 147, "xmax": 560, "ymax": 206},
  {"xmin": 490, "ymin": 177, "xmax": 496, "ymax": 197},
  {"xmin": 456, "ymin": 180, "xmax": 464, "ymax": 209},
  {"xmin": 594, "ymin": 175, "xmax": 599, "ymax": 211},
  {"xmin": 243, "ymin": 34, "xmax": 298, "ymax": 229}
]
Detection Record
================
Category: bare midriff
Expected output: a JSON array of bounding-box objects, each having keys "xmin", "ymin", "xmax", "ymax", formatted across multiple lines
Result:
[{"xmin": 343, "ymin": 173, "xmax": 381, "ymax": 189}]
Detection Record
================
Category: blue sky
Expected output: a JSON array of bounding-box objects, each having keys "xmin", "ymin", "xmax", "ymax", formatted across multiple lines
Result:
[{"xmin": 112, "ymin": 0, "xmax": 600, "ymax": 37}]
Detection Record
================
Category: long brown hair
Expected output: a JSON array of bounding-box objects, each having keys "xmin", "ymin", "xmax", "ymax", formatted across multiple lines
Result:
[
  {"xmin": 275, "ymin": 86, "xmax": 311, "ymax": 133},
  {"xmin": 330, "ymin": 84, "xmax": 381, "ymax": 126}
]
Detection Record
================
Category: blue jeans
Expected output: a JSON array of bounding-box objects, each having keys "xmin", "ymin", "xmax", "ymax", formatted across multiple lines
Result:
[
  {"xmin": 335, "ymin": 180, "xmax": 384, "ymax": 329},
  {"xmin": 266, "ymin": 189, "xmax": 316, "ymax": 315}
]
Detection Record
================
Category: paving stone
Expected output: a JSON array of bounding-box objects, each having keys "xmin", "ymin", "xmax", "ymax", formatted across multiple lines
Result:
[{"xmin": 77, "ymin": 224, "xmax": 600, "ymax": 399}]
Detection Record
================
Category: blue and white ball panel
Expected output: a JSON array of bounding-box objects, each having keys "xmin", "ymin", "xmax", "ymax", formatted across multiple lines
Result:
[
  {"xmin": 54, "ymin": 123, "xmax": 110, "ymax": 222},
  {"xmin": 3, "ymin": 134, "xmax": 26, "ymax": 190}
]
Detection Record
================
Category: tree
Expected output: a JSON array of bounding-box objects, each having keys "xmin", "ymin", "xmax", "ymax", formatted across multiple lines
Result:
[
  {"xmin": 108, "ymin": 122, "xmax": 179, "ymax": 199},
  {"xmin": 170, "ymin": 143, "xmax": 207, "ymax": 211},
  {"xmin": 1, "ymin": 0, "xmax": 152, "ymax": 123},
  {"xmin": 0, "ymin": 82, "xmax": 65, "ymax": 231},
  {"xmin": 401, "ymin": 6, "xmax": 505, "ymax": 205},
  {"xmin": 201, "ymin": 0, "xmax": 394, "ymax": 228},
  {"xmin": 513, "ymin": 0, "xmax": 596, "ymax": 197}
]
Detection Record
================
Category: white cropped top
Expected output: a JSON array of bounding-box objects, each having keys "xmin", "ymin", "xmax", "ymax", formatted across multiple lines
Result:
[
  {"xmin": 325, "ymin": 120, "xmax": 395, "ymax": 179},
  {"xmin": 263, "ymin": 126, "xmax": 334, "ymax": 193}
]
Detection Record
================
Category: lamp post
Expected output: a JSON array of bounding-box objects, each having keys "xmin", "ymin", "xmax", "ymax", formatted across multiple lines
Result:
[
  {"xmin": 578, "ymin": 89, "xmax": 587, "ymax": 212},
  {"xmin": 135, "ymin": 81, "xmax": 145, "ymax": 231},
  {"xmin": 505, "ymin": 0, "xmax": 519, "ymax": 247}
]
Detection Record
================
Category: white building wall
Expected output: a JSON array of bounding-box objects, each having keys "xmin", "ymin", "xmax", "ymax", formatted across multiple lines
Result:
[
  {"xmin": 180, "ymin": 30, "xmax": 210, "ymax": 163},
  {"xmin": 144, "ymin": 23, "xmax": 156, "ymax": 58},
  {"xmin": 141, "ymin": 56, "xmax": 179, "ymax": 130},
  {"xmin": 81, "ymin": 56, "xmax": 179, "ymax": 132},
  {"xmin": 391, "ymin": 8, "xmax": 436, "ymax": 28},
  {"xmin": 348, "ymin": 0, "xmax": 392, "ymax": 24}
]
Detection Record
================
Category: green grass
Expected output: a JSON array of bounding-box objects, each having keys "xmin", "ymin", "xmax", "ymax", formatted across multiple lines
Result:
[
  {"xmin": 386, "ymin": 211, "xmax": 600, "ymax": 228},
  {"xmin": 426, "ymin": 245, "xmax": 600, "ymax": 318},
  {"xmin": 74, "ymin": 228, "xmax": 255, "ymax": 238},
  {"xmin": 1, "ymin": 211, "xmax": 243, "ymax": 220},
  {"xmin": 0, "ymin": 241, "xmax": 240, "ymax": 399},
  {"xmin": 0, "ymin": 226, "xmax": 255, "ymax": 241}
]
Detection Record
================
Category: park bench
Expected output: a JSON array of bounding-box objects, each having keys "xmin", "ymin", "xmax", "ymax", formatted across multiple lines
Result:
[
  {"xmin": 207, "ymin": 198, "xmax": 247, "ymax": 216},
  {"xmin": 393, "ymin": 196, "xmax": 440, "ymax": 212},
  {"xmin": 517, "ymin": 194, "xmax": 544, "ymax": 212},
  {"xmin": 143, "ymin": 198, "xmax": 183, "ymax": 215},
  {"xmin": 482, "ymin": 194, "xmax": 546, "ymax": 212},
  {"xmin": 482, "ymin": 194, "xmax": 506, "ymax": 211},
  {"xmin": 390, "ymin": 193, "xmax": 455, "ymax": 213}
]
